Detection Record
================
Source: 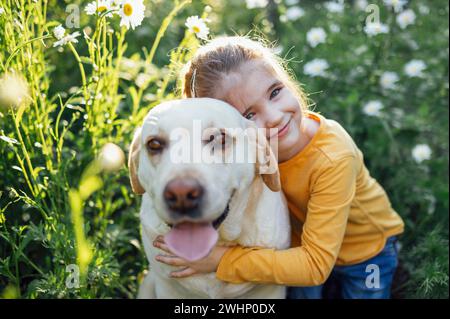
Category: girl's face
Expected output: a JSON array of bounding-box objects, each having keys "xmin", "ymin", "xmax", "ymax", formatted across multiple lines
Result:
[{"xmin": 212, "ymin": 60, "xmax": 308, "ymax": 163}]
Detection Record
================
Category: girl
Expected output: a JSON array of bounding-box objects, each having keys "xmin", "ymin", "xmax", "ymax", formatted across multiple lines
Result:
[{"xmin": 153, "ymin": 36, "xmax": 404, "ymax": 299}]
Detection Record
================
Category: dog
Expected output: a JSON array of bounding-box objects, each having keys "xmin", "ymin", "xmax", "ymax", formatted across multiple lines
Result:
[{"xmin": 128, "ymin": 98, "xmax": 290, "ymax": 298}]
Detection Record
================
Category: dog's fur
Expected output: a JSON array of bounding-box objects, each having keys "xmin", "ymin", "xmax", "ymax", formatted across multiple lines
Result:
[{"xmin": 129, "ymin": 98, "xmax": 290, "ymax": 299}]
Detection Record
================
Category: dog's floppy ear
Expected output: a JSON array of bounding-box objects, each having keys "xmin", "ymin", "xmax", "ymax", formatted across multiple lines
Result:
[
  {"xmin": 256, "ymin": 132, "xmax": 281, "ymax": 192},
  {"xmin": 245, "ymin": 121, "xmax": 281, "ymax": 192},
  {"xmin": 128, "ymin": 127, "xmax": 145, "ymax": 195}
]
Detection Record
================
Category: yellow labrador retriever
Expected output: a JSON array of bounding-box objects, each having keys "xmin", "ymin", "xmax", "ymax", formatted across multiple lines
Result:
[{"xmin": 129, "ymin": 98, "xmax": 290, "ymax": 298}]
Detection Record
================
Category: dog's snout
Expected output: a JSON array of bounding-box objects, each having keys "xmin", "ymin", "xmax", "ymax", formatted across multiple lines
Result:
[{"xmin": 164, "ymin": 178, "xmax": 204, "ymax": 214}]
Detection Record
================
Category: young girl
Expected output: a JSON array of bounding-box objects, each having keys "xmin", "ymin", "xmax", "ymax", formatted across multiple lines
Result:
[{"xmin": 152, "ymin": 36, "xmax": 404, "ymax": 299}]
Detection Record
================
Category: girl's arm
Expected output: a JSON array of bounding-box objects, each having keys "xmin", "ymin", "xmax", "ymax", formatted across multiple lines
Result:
[{"xmin": 155, "ymin": 156, "xmax": 357, "ymax": 286}]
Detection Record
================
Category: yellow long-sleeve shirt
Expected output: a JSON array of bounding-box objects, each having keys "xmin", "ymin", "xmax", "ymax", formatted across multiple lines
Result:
[{"xmin": 216, "ymin": 110, "xmax": 404, "ymax": 286}]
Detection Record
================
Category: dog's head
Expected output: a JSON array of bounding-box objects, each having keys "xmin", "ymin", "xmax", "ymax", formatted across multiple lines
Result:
[{"xmin": 128, "ymin": 98, "xmax": 280, "ymax": 261}]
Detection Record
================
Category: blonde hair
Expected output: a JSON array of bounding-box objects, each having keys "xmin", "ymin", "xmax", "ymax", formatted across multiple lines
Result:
[{"xmin": 180, "ymin": 36, "xmax": 311, "ymax": 112}]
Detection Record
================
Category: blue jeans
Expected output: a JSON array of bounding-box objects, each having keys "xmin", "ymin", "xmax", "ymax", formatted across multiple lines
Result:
[{"xmin": 287, "ymin": 236, "xmax": 399, "ymax": 299}]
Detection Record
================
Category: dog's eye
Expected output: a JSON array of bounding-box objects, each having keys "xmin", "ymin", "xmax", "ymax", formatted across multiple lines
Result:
[{"xmin": 147, "ymin": 138, "xmax": 164, "ymax": 153}]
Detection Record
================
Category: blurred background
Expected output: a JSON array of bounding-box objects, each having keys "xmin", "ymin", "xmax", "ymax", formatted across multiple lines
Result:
[{"xmin": 0, "ymin": 0, "xmax": 448, "ymax": 298}]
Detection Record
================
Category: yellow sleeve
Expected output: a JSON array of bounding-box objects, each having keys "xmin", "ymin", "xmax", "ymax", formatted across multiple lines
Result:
[{"xmin": 216, "ymin": 156, "xmax": 357, "ymax": 286}]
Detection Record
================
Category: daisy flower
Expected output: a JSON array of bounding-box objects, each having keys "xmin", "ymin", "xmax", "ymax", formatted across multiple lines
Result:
[
  {"xmin": 404, "ymin": 60, "xmax": 426, "ymax": 77},
  {"xmin": 364, "ymin": 22, "xmax": 390, "ymax": 36},
  {"xmin": 324, "ymin": 1, "xmax": 344, "ymax": 14},
  {"xmin": 185, "ymin": 16, "xmax": 210, "ymax": 40},
  {"xmin": 379, "ymin": 71, "xmax": 399, "ymax": 90},
  {"xmin": 53, "ymin": 24, "xmax": 66, "ymax": 40},
  {"xmin": 306, "ymin": 27, "xmax": 327, "ymax": 47},
  {"xmin": 284, "ymin": 6, "xmax": 304, "ymax": 21},
  {"xmin": 303, "ymin": 59, "xmax": 329, "ymax": 77},
  {"xmin": 412, "ymin": 144, "xmax": 432, "ymax": 163},
  {"xmin": 85, "ymin": 0, "xmax": 113, "ymax": 17},
  {"xmin": 355, "ymin": 0, "xmax": 368, "ymax": 10},
  {"xmin": 362, "ymin": 100, "xmax": 383, "ymax": 117},
  {"xmin": 330, "ymin": 24, "xmax": 340, "ymax": 33},
  {"xmin": 396, "ymin": 9, "xmax": 416, "ymax": 29},
  {"xmin": 245, "ymin": 0, "xmax": 268, "ymax": 9},
  {"xmin": 52, "ymin": 25, "xmax": 81, "ymax": 47},
  {"xmin": 119, "ymin": 0, "xmax": 145, "ymax": 30},
  {"xmin": 0, "ymin": 7, "xmax": 5, "ymax": 15},
  {"xmin": 383, "ymin": 0, "xmax": 408, "ymax": 13}
]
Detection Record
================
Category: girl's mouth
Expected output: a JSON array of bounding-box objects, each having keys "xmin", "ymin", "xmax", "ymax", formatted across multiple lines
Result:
[{"xmin": 275, "ymin": 118, "xmax": 291, "ymax": 139}]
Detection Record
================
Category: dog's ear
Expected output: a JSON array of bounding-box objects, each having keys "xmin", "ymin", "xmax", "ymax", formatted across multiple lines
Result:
[
  {"xmin": 245, "ymin": 120, "xmax": 281, "ymax": 192},
  {"xmin": 256, "ymin": 132, "xmax": 281, "ymax": 192},
  {"xmin": 128, "ymin": 128, "xmax": 145, "ymax": 195}
]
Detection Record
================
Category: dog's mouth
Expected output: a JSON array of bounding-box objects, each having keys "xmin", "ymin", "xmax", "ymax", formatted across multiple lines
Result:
[{"xmin": 164, "ymin": 190, "xmax": 235, "ymax": 262}]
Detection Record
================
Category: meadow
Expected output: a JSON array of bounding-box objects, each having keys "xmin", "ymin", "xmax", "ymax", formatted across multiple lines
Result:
[{"xmin": 0, "ymin": 0, "xmax": 448, "ymax": 298}]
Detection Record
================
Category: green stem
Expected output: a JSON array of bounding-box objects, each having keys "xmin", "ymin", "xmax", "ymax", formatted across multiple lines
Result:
[
  {"xmin": 4, "ymin": 35, "xmax": 52, "ymax": 70},
  {"xmin": 68, "ymin": 42, "xmax": 90, "ymax": 111}
]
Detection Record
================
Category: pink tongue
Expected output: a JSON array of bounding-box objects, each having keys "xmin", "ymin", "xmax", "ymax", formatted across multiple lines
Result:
[{"xmin": 165, "ymin": 222, "xmax": 218, "ymax": 262}]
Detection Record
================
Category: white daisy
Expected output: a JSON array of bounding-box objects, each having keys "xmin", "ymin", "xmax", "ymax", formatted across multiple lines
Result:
[
  {"xmin": 53, "ymin": 25, "xmax": 81, "ymax": 47},
  {"xmin": 418, "ymin": 4, "xmax": 430, "ymax": 15},
  {"xmin": 355, "ymin": 0, "xmax": 368, "ymax": 10},
  {"xmin": 364, "ymin": 22, "xmax": 389, "ymax": 37},
  {"xmin": 396, "ymin": 9, "xmax": 416, "ymax": 29},
  {"xmin": 245, "ymin": 0, "xmax": 268, "ymax": 9},
  {"xmin": 404, "ymin": 60, "xmax": 426, "ymax": 77},
  {"xmin": 330, "ymin": 24, "xmax": 340, "ymax": 33},
  {"xmin": 303, "ymin": 59, "xmax": 329, "ymax": 77},
  {"xmin": 119, "ymin": 0, "xmax": 145, "ymax": 30},
  {"xmin": 363, "ymin": 100, "xmax": 383, "ymax": 117},
  {"xmin": 53, "ymin": 24, "xmax": 66, "ymax": 40},
  {"xmin": 412, "ymin": 144, "xmax": 432, "ymax": 163},
  {"xmin": 85, "ymin": 0, "xmax": 113, "ymax": 17},
  {"xmin": 284, "ymin": 6, "xmax": 304, "ymax": 21},
  {"xmin": 306, "ymin": 27, "xmax": 327, "ymax": 47},
  {"xmin": 185, "ymin": 16, "xmax": 210, "ymax": 40},
  {"xmin": 324, "ymin": 1, "xmax": 344, "ymax": 14},
  {"xmin": 383, "ymin": 0, "xmax": 408, "ymax": 13},
  {"xmin": 379, "ymin": 71, "xmax": 399, "ymax": 90},
  {"xmin": 0, "ymin": 7, "xmax": 5, "ymax": 15}
]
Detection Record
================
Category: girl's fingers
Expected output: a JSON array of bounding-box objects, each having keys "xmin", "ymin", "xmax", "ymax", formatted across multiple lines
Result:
[
  {"xmin": 153, "ymin": 240, "xmax": 172, "ymax": 254},
  {"xmin": 155, "ymin": 254, "xmax": 188, "ymax": 267},
  {"xmin": 171, "ymin": 267, "xmax": 197, "ymax": 278}
]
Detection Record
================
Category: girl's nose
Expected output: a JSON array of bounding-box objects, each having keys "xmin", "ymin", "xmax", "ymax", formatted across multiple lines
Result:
[{"xmin": 261, "ymin": 106, "xmax": 284, "ymax": 129}]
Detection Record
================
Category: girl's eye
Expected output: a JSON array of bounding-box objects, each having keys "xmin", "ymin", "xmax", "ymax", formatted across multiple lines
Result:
[
  {"xmin": 245, "ymin": 112, "xmax": 255, "ymax": 120},
  {"xmin": 270, "ymin": 87, "xmax": 282, "ymax": 100}
]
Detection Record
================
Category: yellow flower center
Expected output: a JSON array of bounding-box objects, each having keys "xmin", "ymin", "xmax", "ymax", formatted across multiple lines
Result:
[
  {"xmin": 124, "ymin": 3, "xmax": 133, "ymax": 16},
  {"xmin": 97, "ymin": 6, "xmax": 107, "ymax": 13},
  {"xmin": 193, "ymin": 26, "xmax": 200, "ymax": 33}
]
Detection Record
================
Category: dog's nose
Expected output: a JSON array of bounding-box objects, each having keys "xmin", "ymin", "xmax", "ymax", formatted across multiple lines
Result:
[{"xmin": 163, "ymin": 178, "xmax": 204, "ymax": 214}]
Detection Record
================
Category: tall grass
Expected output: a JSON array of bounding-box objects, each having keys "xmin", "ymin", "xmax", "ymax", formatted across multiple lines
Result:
[{"xmin": 0, "ymin": 0, "xmax": 201, "ymax": 298}]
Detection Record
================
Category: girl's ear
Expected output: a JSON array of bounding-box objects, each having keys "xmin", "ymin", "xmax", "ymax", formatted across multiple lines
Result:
[
  {"xmin": 245, "ymin": 120, "xmax": 281, "ymax": 192},
  {"xmin": 128, "ymin": 127, "xmax": 145, "ymax": 195}
]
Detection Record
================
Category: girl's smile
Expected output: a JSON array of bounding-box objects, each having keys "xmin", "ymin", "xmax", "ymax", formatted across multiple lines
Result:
[{"xmin": 271, "ymin": 116, "xmax": 292, "ymax": 139}]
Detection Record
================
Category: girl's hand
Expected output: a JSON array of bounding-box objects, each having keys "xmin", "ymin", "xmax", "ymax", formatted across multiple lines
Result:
[{"xmin": 153, "ymin": 235, "xmax": 230, "ymax": 278}]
